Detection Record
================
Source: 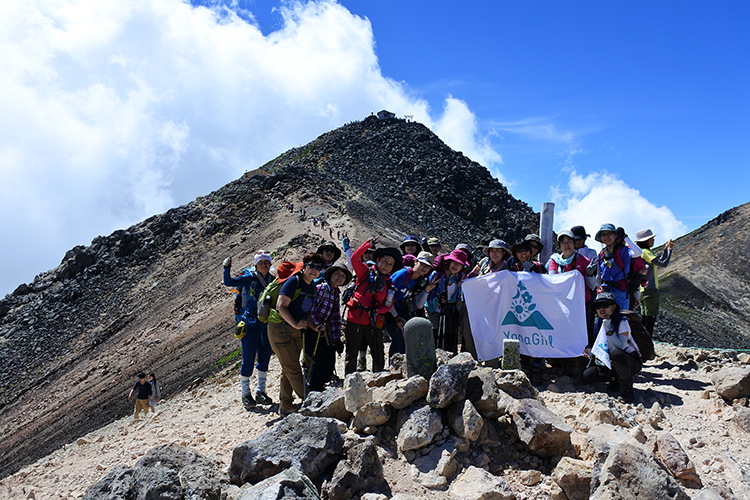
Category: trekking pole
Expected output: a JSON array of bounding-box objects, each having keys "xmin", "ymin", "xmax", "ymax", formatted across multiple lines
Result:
[{"xmin": 438, "ymin": 312, "xmax": 445, "ymax": 351}]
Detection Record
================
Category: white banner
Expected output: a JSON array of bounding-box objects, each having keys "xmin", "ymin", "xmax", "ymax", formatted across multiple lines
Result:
[{"xmin": 462, "ymin": 270, "xmax": 587, "ymax": 361}]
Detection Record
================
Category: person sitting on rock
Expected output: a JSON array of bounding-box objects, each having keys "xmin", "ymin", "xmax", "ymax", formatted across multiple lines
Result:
[
  {"xmin": 268, "ymin": 253, "xmax": 325, "ymax": 416},
  {"xmin": 427, "ymin": 249, "xmax": 469, "ymax": 354},
  {"xmin": 222, "ymin": 250, "xmax": 275, "ymax": 410},
  {"xmin": 635, "ymin": 228, "xmax": 675, "ymax": 336},
  {"xmin": 583, "ymin": 292, "xmax": 642, "ymax": 401},
  {"xmin": 344, "ymin": 238, "xmax": 402, "ymax": 374},
  {"xmin": 399, "ymin": 236, "xmax": 421, "ymax": 257},
  {"xmin": 305, "ymin": 263, "xmax": 351, "ymax": 393}
]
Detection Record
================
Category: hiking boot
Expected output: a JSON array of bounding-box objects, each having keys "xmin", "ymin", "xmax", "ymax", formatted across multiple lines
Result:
[
  {"xmin": 254, "ymin": 391, "xmax": 274, "ymax": 405},
  {"xmin": 279, "ymin": 403, "xmax": 297, "ymax": 417},
  {"xmin": 606, "ymin": 380, "xmax": 621, "ymax": 392},
  {"xmin": 242, "ymin": 393, "xmax": 256, "ymax": 410},
  {"xmin": 619, "ymin": 386, "xmax": 634, "ymax": 403}
]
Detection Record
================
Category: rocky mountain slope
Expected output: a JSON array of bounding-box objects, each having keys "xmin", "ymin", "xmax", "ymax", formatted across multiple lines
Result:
[
  {"xmin": 0, "ymin": 114, "xmax": 538, "ymax": 478},
  {"xmin": 655, "ymin": 201, "xmax": 750, "ymax": 350}
]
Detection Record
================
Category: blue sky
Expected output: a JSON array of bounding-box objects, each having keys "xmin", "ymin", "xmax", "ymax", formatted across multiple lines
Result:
[{"xmin": 1, "ymin": 0, "xmax": 748, "ymax": 296}]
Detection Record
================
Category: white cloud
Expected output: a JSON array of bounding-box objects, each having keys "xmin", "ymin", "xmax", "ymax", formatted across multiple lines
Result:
[
  {"xmin": 0, "ymin": 0, "xmax": 503, "ymax": 296},
  {"xmin": 554, "ymin": 171, "xmax": 688, "ymax": 248}
]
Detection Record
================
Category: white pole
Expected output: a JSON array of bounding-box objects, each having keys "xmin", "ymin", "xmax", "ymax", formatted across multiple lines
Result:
[{"xmin": 539, "ymin": 202, "xmax": 554, "ymax": 266}]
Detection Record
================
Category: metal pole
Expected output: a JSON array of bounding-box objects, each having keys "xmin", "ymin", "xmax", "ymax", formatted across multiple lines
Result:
[{"xmin": 539, "ymin": 202, "xmax": 555, "ymax": 266}]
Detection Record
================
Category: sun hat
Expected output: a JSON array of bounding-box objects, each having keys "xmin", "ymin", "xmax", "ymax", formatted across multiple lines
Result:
[
  {"xmin": 402, "ymin": 254, "xmax": 416, "ymax": 268},
  {"xmin": 316, "ymin": 241, "xmax": 342, "ymax": 263},
  {"xmin": 595, "ymin": 223, "xmax": 618, "ymax": 243},
  {"xmin": 593, "ymin": 291, "xmax": 617, "ymax": 307},
  {"xmin": 524, "ymin": 234, "xmax": 544, "ymax": 252},
  {"xmin": 483, "ymin": 239, "xmax": 510, "ymax": 257},
  {"xmin": 444, "ymin": 249, "xmax": 469, "ymax": 268},
  {"xmin": 276, "ymin": 261, "xmax": 304, "ymax": 282},
  {"xmin": 511, "ymin": 239, "xmax": 532, "ymax": 257},
  {"xmin": 426, "ymin": 237, "xmax": 441, "ymax": 246},
  {"xmin": 635, "ymin": 228, "xmax": 658, "ymax": 242},
  {"xmin": 254, "ymin": 250, "xmax": 272, "ymax": 266},
  {"xmin": 399, "ymin": 236, "xmax": 420, "ymax": 253},
  {"xmin": 556, "ymin": 230, "xmax": 575, "ymax": 244},
  {"xmin": 324, "ymin": 263, "xmax": 352, "ymax": 286},
  {"xmin": 570, "ymin": 226, "xmax": 590, "ymax": 241},
  {"xmin": 373, "ymin": 247, "xmax": 404, "ymax": 272},
  {"xmin": 416, "ymin": 251, "xmax": 434, "ymax": 267},
  {"xmin": 454, "ymin": 243, "xmax": 473, "ymax": 260}
]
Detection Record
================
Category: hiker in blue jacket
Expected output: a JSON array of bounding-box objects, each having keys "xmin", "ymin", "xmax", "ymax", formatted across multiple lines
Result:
[
  {"xmin": 222, "ymin": 250, "xmax": 275, "ymax": 410},
  {"xmin": 595, "ymin": 223, "xmax": 631, "ymax": 311}
]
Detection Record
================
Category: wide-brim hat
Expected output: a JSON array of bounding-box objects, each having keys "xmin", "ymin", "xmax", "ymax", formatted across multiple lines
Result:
[
  {"xmin": 511, "ymin": 239, "xmax": 532, "ymax": 256},
  {"xmin": 454, "ymin": 244, "xmax": 473, "ymax": 260},
  {"xmin": 277, "ymin": 261, "xmax": 304, "ymax": 282},
  {"xmin": 570, "ymin": 226, "xmax": 590, "ymax": 241},
  {"xmin": 423, "ymin": 237, "xmax": 442, "ymax": 252},
  {"xmin": 595, "ymin": 223, "xmax": 617, "ymax": 243},
  {"xmin": 402, "ymin": 254, "xmax": 416, "ymax": 268},
  {"xmin": 316, "ymin": 241, "xmax": 342, "ymax": 263},
  {"xmin": 593, "ymin": 291, "xmax": 617, "ymax": 307},
  {"xmin": 556, "ymin": 230, "xmax": 575, "ymax": 244},
  {"xmin": 444, "ymin": 249, "xmax": 469, "ymax": 268},
  {"xmin": 483, "ymin": 239, "xmax": 510, "ymax": 257},
  {"xmin": 324, "ymin": 263, "xmax": 352, "ymax": 286},
  {"xmin": 415, "ymin": 251, "xmax": 434, "ymax": 267},
  {"xmin": 524, "ymin": 234, "xmax": 544, "ymax": 252},
  {"xmin": 372, "ymin": 247, "xmax": 404, "ymax": 272},
  {"xmin": 399, "ymin": 236, "xmax": 421, "ymax": 253},
  {"xmin": 635, "ymin": 228, "xmax": 658, "ymax": 242}
]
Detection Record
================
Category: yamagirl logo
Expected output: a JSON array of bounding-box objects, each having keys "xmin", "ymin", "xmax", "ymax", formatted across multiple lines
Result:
[{"xmin": 501, "ymin": 281, "xmax": 553, "ymax": 330}]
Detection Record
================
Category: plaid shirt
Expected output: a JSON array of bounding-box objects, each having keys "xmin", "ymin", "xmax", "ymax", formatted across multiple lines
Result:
[{"xmin": 311, "ymin": 281, "xmax": 342, "ymax": 341}]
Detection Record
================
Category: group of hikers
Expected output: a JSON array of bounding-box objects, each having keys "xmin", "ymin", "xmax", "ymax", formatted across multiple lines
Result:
[{"xmin": 220, "ymin": 224, "xmax": 674, "ymax": 415}]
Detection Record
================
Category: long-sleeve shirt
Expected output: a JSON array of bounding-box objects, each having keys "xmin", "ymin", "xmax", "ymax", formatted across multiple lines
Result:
[
  {"xmin": 548, "ymin": 252, "xmax": 592, "ymax": 302},
  {"xmin": 310, "ymin": 281, "xmax": 342, "ymax": 341},
  {"xmin": 640, "ymin": 247, "xmax": 672, "ymax": 290},
  {"xmin": 597, "ymin": 245, "xmax": 631, "ymax": 290},
  {"xmin": 346, "ymin": 240, "xmax": 394, "ymax": 325},
  {"xmin": 466, "ymin": 256, "xmax": 507, "ymax": 278},
  {"xmin": 223, "ymin": 267, "xmax": 273, "ymax": 324}
]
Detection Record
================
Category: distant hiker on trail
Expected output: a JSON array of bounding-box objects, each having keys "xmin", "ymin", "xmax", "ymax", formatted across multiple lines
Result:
[
  {"xmin": 594, "ymin": 224, "xmax": 632, "ymax": 311},
  {"xmin": 344, "ymin": 238, "xmax": 402, "ymax": 375},
  {"xmin": 268, "ymin": 253, "xmax": 325, "ymax": 416},
  {"xmin": 387, "ymin": 251, "xmax": 436, "ymax": 359},
  {"xmin": 399, "ymin": 236, "xmax": 421, "ymax": 257},
  {"xmin": 128, "ymin": 372, "xmax": 152, "ymax": 420},
  {"xmin": 507, "ymin": 239, "xmax": 546, "ymax": 274},
  {"xmin": 305, "ymin": 263, "xmax": 351, "ymax": 393},
  {"xmin": 222, "ymin": 250, "xmax": 275, "ymax": 410},
  {"xmin": 635, "ymin": 229, "xmax": 675, "ymax": 335},
  {"xmin": 583, "ymin": 292, "xmax": 642, "ymax": 402},
  {"xmin": 427, "ymin": 249, "xmax": 469, "ymax": 354},
  {"xmin": 148, "ymin": 372, "xmax": 161, "ymax": 414}
]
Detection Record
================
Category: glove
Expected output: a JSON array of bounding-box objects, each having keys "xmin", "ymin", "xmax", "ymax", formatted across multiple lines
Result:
[
  {"xmin": 334, "ymin": 339, "xmax": 345, "ymax": 354},
  {"xmin": 223, "ymin": 257, "xmax": 232, "ymax": 268}
]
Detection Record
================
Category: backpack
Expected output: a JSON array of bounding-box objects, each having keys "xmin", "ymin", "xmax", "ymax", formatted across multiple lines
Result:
[
  {"xmin": 231, "ymin": 268, "xmax": 256, "ymax": 316},
  {"xmin": 257, "ymin": 261, "xmax": 299, "ymax": 323},
  {"xmin": 606, "ymin": 244, "xmax": 647, "ymax": 295},
  {"xmin": 595, "ymin": 310, "xmax": 655, "ymax": 361}
]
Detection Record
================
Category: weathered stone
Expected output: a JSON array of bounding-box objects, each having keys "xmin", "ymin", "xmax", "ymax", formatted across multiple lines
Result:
[
  {"xmin": 466, "ymin": 367, "xmax": 504, "ymax": 417},
  {"xmin": 551, "ymin": 457, "xmax": 592, "ymax": 500},
  {"xmin": 710, "ymin": 366, "xmax": 750, "ymax": 401},
  {"xmin": 351, "ymin": 402, "xmax": 392, "ymax": 431},
  {"xmin": 512, "ymin": 399, "xmax": 572, "ymax": 459},
  {"xmin": 228, "ymin": 414, "xmax": 343, "ymax": 486},
  {"xmin": 322, "ymin": 441, "xmax": 387, "ymax": 500},
  {"xmin": 83, "ymin": 444, "xmax": 225, "ymax": 500},
  {"xmin": 447, "ymin": 399, "xmax": 484, "ymax": 441},
  {"xmin": 646, "ymin": 431, "xmax": 702, "ymax": 488},
  {"xmin": 343, "ymin": 372, "xmax": 373, "ymax": 413},
  {"xmin": 448, "ymin": 466, "xmax": 515, "ymax": 500},
  {"xmin": 413, "ymin": 437, "xmax": 461, "ymax": 480},
  {"xmin": 495, "ymin": 370, "xmax": 538, "ymax": 399},
  {"xmin": 396, "ymin": 403, "xmax": 443, "ymax": 452},
  {"xmin": 364, "ymin": 370, "xmax": 403, "ymax": 387},
  {"xmin": 238, "ymin": 467, "xmax": 319, "ymax": 500},
  {"xmin": 427, "ymin": 355, "xmax": 474, "ymax": 408},
  {"xmin": 590, "ymin": 441, "xmax": 689, "ymax": 500},
  {"xmin": 581, "ymin": 423, "xmax": 642, "ymax": 461},
  {"xmin": 299, "ymin": 387, "xmax": 353, "ymax": 423},
  {"xmin": 373, "ymin": 375, "xmax": 428, "ymax": 410},
  {"xmin": 518, "ymin": 469, "xmax": 542, "ymax": 486},
  {"xmin": 404, "ymin": 317, "xmax": 437, "ymax": 380},
  {"xmin": 733, "ymin": 404, "xmax": 750, "ymax": 432}
]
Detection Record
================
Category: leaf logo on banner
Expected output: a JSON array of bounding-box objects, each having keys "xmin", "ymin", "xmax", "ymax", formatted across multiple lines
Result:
[{"xmin": 501, "ymin": 281, "xmax": 554, "ymax": 330}]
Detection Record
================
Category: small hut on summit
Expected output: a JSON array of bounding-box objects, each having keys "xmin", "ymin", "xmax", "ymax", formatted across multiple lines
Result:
[{"xmin": 377, "ymin": 110, "xmax": 396, "ymax": 120}]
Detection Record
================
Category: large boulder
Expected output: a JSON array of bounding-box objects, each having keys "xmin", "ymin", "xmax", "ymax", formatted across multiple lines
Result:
[
  {"xmin": 551, "ymin": 457, "xmax": 592, "ymax": 500},
  {"xmin": 396, "ymin": 403, "xmax": 444, "ymax": 452},
  {"xmin": 495, "ymin": 370, "xmax": 538, "ymax": 399},
  {"xmin": 512, "ymin": 399, "xmax": 572, "ymax": 459},
  {"xmin": 427, "ymin": 354, "xmax": 475, "ymax": 408},
  {"xmin": 711, "ymin": 366, "xmax": 750, "ymax": 401},
  {"xmin": 646, "ymin": 431, "xmax": 702, "ymax": 488},
  {"xmin": 590, "ymin": 441, "xmax": 689, "ymax": 500},
  {"xmin": 448, "ymin": 466, "xmax": 515, "ymax": 500},
  {"xmin": 373, "ymin": 375, "xmax": 428, "ymax": 410},
  {"xmin": 322, "ymin": 441, "xmax": 388, "ymax": 500},
  {"xmin": 447, "ymin": 399, "xmax": 484, "ymax": 441},
  {"xmin": 344, "ymin": 372, "xmax": 373, "ymax": 412},
  {"xmin": 82, "ymin": 444, "xmax": 225, "ymax": 500},
  {"xmin": 351, "ymin": 402, "xmax": 393, "ymax": 431},
  {"xmin": 300, "ymin": 387, "xmax": 353, "ymax": 423},
  {"xmin": 238, "ymin": 467, "xmax": 319, "ymax": 500},
  {"xmin": 228, "ymin": 414, "xmax": 343, "ymax": 486},
  {"xmin": 466, "ymin": 367, "xmax": 505, "ymax": 417}
]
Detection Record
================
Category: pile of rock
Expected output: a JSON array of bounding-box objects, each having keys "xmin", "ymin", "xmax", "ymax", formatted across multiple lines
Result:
[{"xmin": 83, "ymin": 350, "xmax": 750, "ymax": 499}]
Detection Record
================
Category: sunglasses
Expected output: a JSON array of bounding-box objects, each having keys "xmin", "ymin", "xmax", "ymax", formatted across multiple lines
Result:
[
  {"xmin": 255, "ymin": 250, "xmax": 270, "ymax": 255},
  {"xmin": 307, "ymin": 263, "xmax": 324, "ymax": 271}
]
